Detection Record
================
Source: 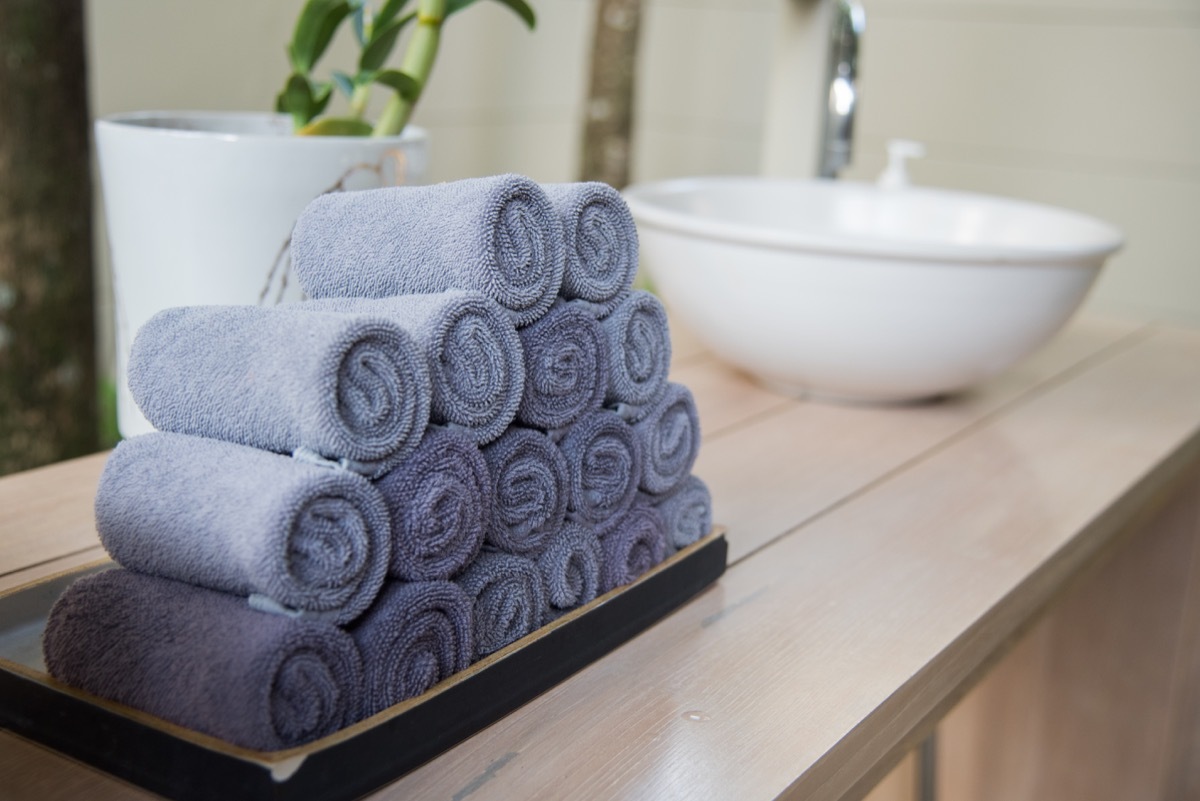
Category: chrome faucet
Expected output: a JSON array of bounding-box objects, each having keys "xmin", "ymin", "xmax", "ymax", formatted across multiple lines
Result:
[{"xmin": 817, "ymin": 0, "xmax": 865, "ymax": 179}]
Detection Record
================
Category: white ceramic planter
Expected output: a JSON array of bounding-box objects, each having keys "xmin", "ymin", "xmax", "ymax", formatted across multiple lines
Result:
[{"xmin": 96, "ymin": 111, "xmax": 429, "ymax": 437}]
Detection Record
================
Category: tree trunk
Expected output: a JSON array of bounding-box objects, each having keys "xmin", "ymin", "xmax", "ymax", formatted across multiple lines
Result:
[
  {"xmin": 0, "ymin": 0, "xmax": 97, "ymax": 475},
  {"xmin": 579, "ymin": 0, "xmax": 642, "ymax": 188}
]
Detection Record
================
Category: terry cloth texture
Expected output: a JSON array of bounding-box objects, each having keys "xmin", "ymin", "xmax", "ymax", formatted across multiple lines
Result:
[
  {"xmin": 600, "ymin": 290, "xmax": 671, "ymax": 421},
  {"xmin": 632, "ymin": 382, "xmax": 701, "ymax": 496},
  {"xmin": 303, "ymin": 292, "xmax": 523, "ymax": 445},
  {"xmin": 599, "ymin": 504, "xmax": 668, "ymax": 593},
  {"xmin": 349, "ymin": 581, "xmax": 473, "ymax": 718},
  {"xmin": 374, "ymin": 427, "xmax": 490, "ymax": 582},
  {"xmin": 651, "ymin": 475, "xmax": 713, "ymax": 553},
  {"xmin": 43, "ymin": 568, "xmax": 364, "ymax": 751},
  {"xmin": 515, "ymin": 300, "xmax": 608, "ymax": 431},
  {"xmin": 95, "ymin": 432, "xmax": 390, "ymax": 625},
  {"xmin": 481, "ymin": 427, "xmax": 569, "ymax": 555},
  {"xmin": 291, "ymin": 174, "xmax": 566, "ymax": 327},
  {"xmin": 456, "ymin": 551, "xmax": 548, "ymax": 659},
  {"xmin": 558, "ymin": 409, "xmax": 642, "ymax": 536},
  {"xmin": 127, "ymin": 304, "xmax": 431, "ymax": 479},
  {"xmin": 542, "ymin": 182, "xmax": 638, "ymax": 317},
  {"xmin": 537, "ymin": 523, "xmax": 602, "ymax": 611}
]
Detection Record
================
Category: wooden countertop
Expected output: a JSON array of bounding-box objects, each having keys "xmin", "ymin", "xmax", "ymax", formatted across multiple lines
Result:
[{"xmin": 3, "ymin": 316, "xmax": 1200, "ymax": 800}]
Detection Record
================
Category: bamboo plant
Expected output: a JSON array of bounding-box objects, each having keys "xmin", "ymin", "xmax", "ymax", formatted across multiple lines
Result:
[{"xmin": 277, "ymin": 0, "xmax": 536, "ymax": 137}]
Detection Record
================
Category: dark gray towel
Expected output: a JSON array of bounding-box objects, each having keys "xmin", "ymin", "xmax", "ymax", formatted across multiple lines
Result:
[
  {"xmin": 558, "ymin": 409, "xmax": 642, "ymax": 536},
  {"xmin": 374, "ymin": 427, "xmax": 489, "ymax": 582},
  {"xmin": 303, "ymin": 292, "xmax": 524, "ymax": 445},
  {"xmin": 350, "ymin": 581, "xmax": 473, "ymax": 718},
  {"xmin": 128, "ymin": 304, "xmax": 431, "ymax": 478},
  {"xmin": 291, "ymin": 174, "xmax": 566, "ymax": 327},
  {"xmin": 43, "ymin": 569, "xmax": 364, "ymax": 750},
  {"xmin": 599, "ymin": 504, "xmax": 668, "ymax": 593},
  {"xmin": 632, "ymin": 382, "xmax": 701, "ymax": 496},
  {"xmin": 96, "ymin": 432, "xmax": 390, "ymax": 625},
  {"xmin": 537, "ymin": 523, "xmax": 601, "ymax": 612},
  {"xmin": 481, "ymin": 428, "xmax": 568, "ymax": 555},
  {"xmin": 456, "ymin": 551, "xmax": 548, "ymax": 659},
  {"xmin": 542, "ymin": 182, "xmax": 638, "ymax": 317},
  {"xmin": 651, "ymin": 476, "xmax": 713, "ymax": 553},
  {"xmin": 515, "ymin": 300, "xmax": 608, "ymax": 431},
  {"xmin": 601, "ymin": 290, "xmax": 671, "ymax": 421}
]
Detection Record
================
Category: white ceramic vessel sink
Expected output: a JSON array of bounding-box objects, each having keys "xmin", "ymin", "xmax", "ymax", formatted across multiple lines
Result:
[{"xmin": 623, "ymin": 177, "xmax": 1123, "ymax": 402}]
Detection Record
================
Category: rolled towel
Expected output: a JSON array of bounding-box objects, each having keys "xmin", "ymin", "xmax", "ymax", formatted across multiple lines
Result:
[
  {"xmin": 651, "ymin": 475, "xmax": 713, "ymax": 553},
  {"xmin": 350, "ymin": 581, "xmax": 473, "ymax": 718},
  {"xmin": 43, "ymin": 569, "xmax": 363, "ymax": 750},
  {"xmin": 127, "ymin": 305, "xmax": 431, "ymax": 478},
  {"xmin": 96, "ymin": 432, "xmax": 390, "ymax": 625},
  {"xmin": 537, "ymin": 523, "xmax": 602, "ymax": 612},
  {"xmin": 304, "ymin": 292, "xmax": 523, "ymax": 445},
  {"xmin": 515, "ymin": 300, "xmax": 608, "ymax": 431},
  {"xmin": 375, "ymin": 427, "xmax": 490, "ymax": 582},
  {"xmin": 542, "ymin": 182, "xmax": 638, "ymax": 317},
  {"xmin": 599, "ymin": 505, "xmax": 668, "ymax": 593},
  {"xmin": 291, "ymin": 174, "xmax": 566, "ymax": 327},
  {"xmin": 456, "ymin": 551, "xmax": 548, "ymax": 659},
  {"xmin": 558, "ymin": 409, "xmax": 642, "ymax": 536},
  {"xmin": 481, "ymin": 428, "xmax": 569, "ymax": 555},
  {"xmin": 632, "ymin": 382, "xmax": 701, "ymax": 496},
  {"xmin": 601, "ymin": 290, "xmax": 671, "ymax": 421}
]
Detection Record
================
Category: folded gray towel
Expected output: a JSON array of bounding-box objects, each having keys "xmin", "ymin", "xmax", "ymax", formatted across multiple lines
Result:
[
  {"xmin": 558, "ymin": 409, "xmax": 642, "ymax": 536},
  {"xmin": 542, "ymin": 182, "xmax": 638, "ymax": 317},
  {"xmin": 43, "ymin": 569, "xmax": 364, "ymax": 750},
  {"xmin": 96, "ymin": 432, "xmax": 390, "ymax": 625},
  {"xmin": 350, "ymin": 581, "xmax": 473, "ymax": 718},
  {"xmin": 632, "ymin": 382, "xmax": 701, "ymax": 496},
  {"xmin": 599, "ymin": 504, "xmax": 668, "ymax": 593},
  {"xmin": 128, "ymin": 305, "xmax": 431, "ymax": 479},
  {"xmin": 304, "ymin": 292, "xmax": 524, "ymax": 445},
  {"xmin": 291, "ymin": 174, "xmax": 566, "ymax": 327},
  {"xmin": 601, "ymin": 290, "xmax": 671, "ymax": 421},
  {"xmin": 374, "ymin": 427, "xmax": 489, "ymax": 581},
  {"xmin": 456, "ymin": 551, "xmax": 548, "ymax": 658},
  {"xmin": 537, "ymin": 523, "xmax": 602, "ymax": 612},
  {"xmin": 481, "ymin": 427, "xmax": 569, "ymax": 555},
  {"xmin": 515, "ymin": 300, "xmax": 608, "ymax": 431},
  {"xmin": 651, "ymin": 476, "xmax": 713, "ymax": 553}
]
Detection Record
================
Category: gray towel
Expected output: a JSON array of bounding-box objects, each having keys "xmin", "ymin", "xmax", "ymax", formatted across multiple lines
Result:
[
  {"xmin": 632, "ymin": 382, "xmax": 701, "ymax": 496},
  {"xmin": 515, "ymin": 300, "xmax": 608, "ymax": 431},
  {"xmin": 599, "ymin": 504, "xmax": 668, "ymax": 593},
  {"xmin": 481, "ymin": 428, "xmax": 568, "ymax": 555},
  {"xmin": 558, "ymin": 409, "xmax": 642, "ymax": 536},
  {"xmin": 291, "ymin": 174, "xmax": 566, "ymax": 328},
  {"xmin": 304, "ymin": 292, "xmax": 524, "ymax": 445},
  {"xmin": 537, "ymin": 523, "xmax": 602, "ymax": 612},
  {"xmin": 456, "ymin": 551, "xmax": 548, "ymax": 659},
  {"xmin": 374, "ymin": 426, "xmax": 489, "ymax": 582},
  {"xmin": 651, "ymin": 476, "xmax": 713, "ymax": 553},
  {"xmin": 601, "ymin": 290, "xmax": 671, "ymax": 421},
  {"xmin": 128, "ymin": 305, "xmax": 432, "ymax": 479},
  {"xmin": 350, "ymin": 581, "xmax": 473, "ymax": 718},
  {"xmin": 43, "ymin": 569, "xmax": 364, "ymax": 750},
  {"xmin": 542, "ymin": 182, "xmax": 638, "ymax": 317},
  {"xmin": 96, "ymin": 432, "xmax": 390, "ymax": 625}
]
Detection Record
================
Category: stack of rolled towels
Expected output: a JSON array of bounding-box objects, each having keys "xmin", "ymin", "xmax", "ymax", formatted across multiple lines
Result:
[{"xmin": 43, "ymin": 174, "xmax": 715, "ymax": 750}]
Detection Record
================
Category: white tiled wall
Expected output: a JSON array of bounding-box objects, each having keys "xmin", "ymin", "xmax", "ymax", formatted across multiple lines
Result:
[{"xmin": 86, "ymin": 0, "xmax": 1200, "ymax": 351}]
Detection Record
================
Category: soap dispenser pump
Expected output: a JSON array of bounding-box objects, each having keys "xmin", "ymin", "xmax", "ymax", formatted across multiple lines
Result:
[{"xmin": 877, "ymin": 139, "xmax": 926, "ymax": 189}]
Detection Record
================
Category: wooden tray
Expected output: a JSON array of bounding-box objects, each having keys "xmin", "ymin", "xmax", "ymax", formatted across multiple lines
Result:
[{"xmin": 0, "ymin": 530, "xmax": 727, "ymax": 801}]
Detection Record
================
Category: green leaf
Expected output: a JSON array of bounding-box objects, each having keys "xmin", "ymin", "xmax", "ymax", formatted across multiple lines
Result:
[
  {"xmin": 312, "ymin": 81, "xmax": 335, "ymax": 117},
  {"xmin": 288, "ymin": 0, "xmax": 352, "ymax": 72},
  {"xmin": 446, "ymin": 0, "xmax": 535, "ymax": 28},
  {"xmin": 283, "ymin": 73, "xmax": 315, "ymax": 117},
  {"xmin": 351, "ymin": 6, "xmax": 368, "ymax": 45},
  {"xmin": 375, "ymin": 0, "xmax": 413, "ymax": 28},
  {"xmin": 331, "ymin": 70, "xmax": 357, "ymax": 98},
  {"xmin": 297, "ymin": 117, "xmax": 375, "ymax": 136},
  {"xmin": 374, "ymin": 69, "xmax": 420, "ymax": 101},
  {"xmin": 358, "ymin": 11, "xmax": 416, "ymax": 72}
]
